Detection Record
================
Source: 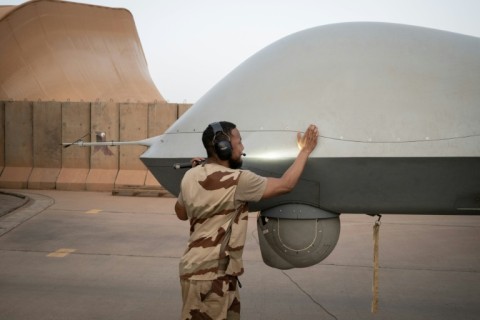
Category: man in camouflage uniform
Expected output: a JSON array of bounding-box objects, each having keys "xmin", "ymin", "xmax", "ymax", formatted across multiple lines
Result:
[{"xmin": 175, "ymin": 121, "xmax": 319, "ymax": 320}]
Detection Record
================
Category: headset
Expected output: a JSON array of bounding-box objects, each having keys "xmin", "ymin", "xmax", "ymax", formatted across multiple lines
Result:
[{"xmin": 210, "ymin": 122, "xmax": 232, "ymax": 160}]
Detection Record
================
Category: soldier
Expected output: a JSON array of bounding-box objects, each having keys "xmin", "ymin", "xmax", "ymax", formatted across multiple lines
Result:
[{"xmin": 175, "ymin": 121, "xmax": 319, "ymax": 320}]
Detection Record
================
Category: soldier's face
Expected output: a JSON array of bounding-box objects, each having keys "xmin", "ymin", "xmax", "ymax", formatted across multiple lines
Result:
[{"xmin": 228, "ymin": 128, "xmax": 244, "ymax": 169}]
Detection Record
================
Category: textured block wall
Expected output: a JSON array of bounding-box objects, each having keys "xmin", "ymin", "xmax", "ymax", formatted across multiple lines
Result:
[{"xmin": 0, "ymin": 101, "xmax": 191, "ymax": 191}]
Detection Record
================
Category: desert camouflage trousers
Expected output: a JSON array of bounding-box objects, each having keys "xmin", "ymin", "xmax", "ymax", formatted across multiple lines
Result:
[{"xmin": 180, "ymin": 275, "xmax": 241, "ymax": 320}]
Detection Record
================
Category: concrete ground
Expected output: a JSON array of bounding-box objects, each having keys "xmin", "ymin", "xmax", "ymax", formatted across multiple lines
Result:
[
  {"xmin": 0, "ymin": 189, "xmax": 479, "ymax": 320},
  {"xmin": 0, "ymin": 191, "xmax": 29, "ymax": 219}
]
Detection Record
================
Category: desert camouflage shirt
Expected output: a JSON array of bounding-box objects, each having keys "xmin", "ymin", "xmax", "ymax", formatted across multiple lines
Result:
[{"xmin": 177, "ymin": 163, "xmax": 267, "ymax": 280}]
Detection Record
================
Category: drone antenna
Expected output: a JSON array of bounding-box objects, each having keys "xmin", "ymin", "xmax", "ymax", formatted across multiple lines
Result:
[{"xmin": 63, "ymin": 132, "xmax": 90, "ymax": 148}]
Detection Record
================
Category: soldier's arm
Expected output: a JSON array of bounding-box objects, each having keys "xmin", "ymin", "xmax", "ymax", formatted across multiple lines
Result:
[{"xmin": 262, "ymin": 124, "xmax": 318, "ymax": 199}]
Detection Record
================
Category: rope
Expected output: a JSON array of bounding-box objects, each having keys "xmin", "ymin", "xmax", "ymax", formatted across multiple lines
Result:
[{"xmin": 372, "ymin": 214, "xmax": 382, "ymax": 314}]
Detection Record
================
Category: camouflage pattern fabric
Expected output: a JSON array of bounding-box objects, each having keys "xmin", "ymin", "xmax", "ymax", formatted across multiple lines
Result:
[
  {"xmin": 180, "ymin": 276, "xmax": 240, "ymax": 320},
  {"xmin": 177, "ymin": 163, "xmax": 266, "ymax": 280},
  {"xmin": 177, "ymin": 163, "xmax": 266, "ymax": 319}
]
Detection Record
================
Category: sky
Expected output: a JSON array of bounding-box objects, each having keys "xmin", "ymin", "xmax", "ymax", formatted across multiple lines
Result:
[{"xmin": 2, "ymin": 0, "xmax": 480, "ymax": 103}]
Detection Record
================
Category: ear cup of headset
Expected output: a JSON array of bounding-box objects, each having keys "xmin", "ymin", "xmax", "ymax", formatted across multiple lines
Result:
[{"xmin": 214, "ymin": 139, "xmax": 232, "ymax": 160}]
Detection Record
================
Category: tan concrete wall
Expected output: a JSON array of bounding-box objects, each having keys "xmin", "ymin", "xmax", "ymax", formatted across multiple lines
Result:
[
  {"xmin": 5, "ymin": 101, "xmax": 33, "ymax": 166},
  {"xmin": 115, "ymin": 103, "xmax": 149, "ymax": 187},
  {"xmin": 145, "ymin": 102, "xmax": 178, "ymax": 187},
  {"xmin": 57, "ymin": 102, "xmax": 91, "ymax": 190},
  {"xmin": 148, "ymin": 102, "xmax": 178, "ymax": 137},
  {"xmin": 29, "ymin": 101, "xmax": 62, "ymax": 189},
  {"xmin": 0, "ymin": 100, "xmax": 192, "ymax": 191},
  {"xmin": 87, "ymin": 101, "xmax": 120, "ymax": 191},
  {"xmin": 178, "ymin": 103, "xmax": 192, "ymax": 117},
  {"xmin": 0, "ymin": 101, "xmax": 33, "ymax": 188}
]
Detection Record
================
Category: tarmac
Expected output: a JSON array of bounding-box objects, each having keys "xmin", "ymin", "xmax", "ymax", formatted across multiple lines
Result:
[{"xmin": 0, "ymin": 189, "xmax": 479, "ymax": 320}]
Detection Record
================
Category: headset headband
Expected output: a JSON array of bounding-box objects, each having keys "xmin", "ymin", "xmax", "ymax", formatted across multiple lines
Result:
[
  {"xmin": 210, "ymin": 122, "xmax": 230, "ymax": 142},
  {"xmin": 210, "ymin": 122, "xmax": 224, "ymax": 136},
  {"xmin": 209, "ymin": 122, "xmax": 232, "ymax": 160}
]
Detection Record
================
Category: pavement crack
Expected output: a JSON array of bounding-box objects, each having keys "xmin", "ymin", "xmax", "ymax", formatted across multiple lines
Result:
[{"xmin": 281, "ymin": 270, "xmax": 338, "ymax": 320}]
